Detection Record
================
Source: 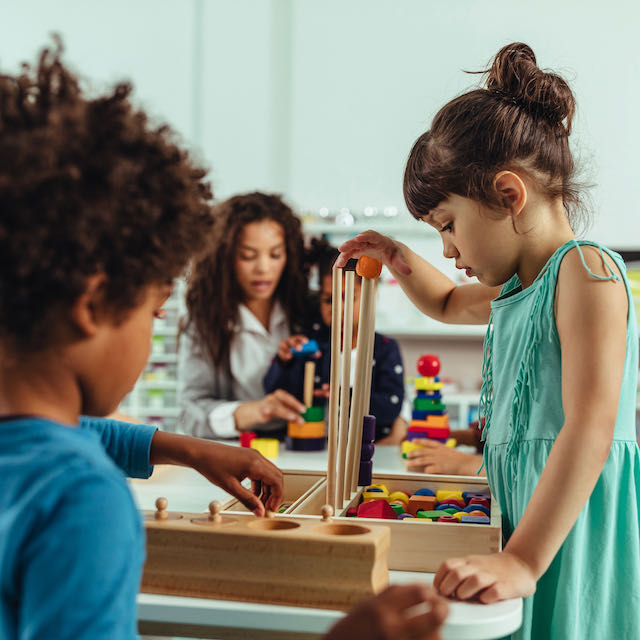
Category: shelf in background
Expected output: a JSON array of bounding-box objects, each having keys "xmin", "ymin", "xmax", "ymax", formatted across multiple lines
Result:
[
  {"xmin": 302, "ymin": 220, "xmax": 436, "ymax": 237},
  {"xmin": 379, "ymin": 323, "xmax": 487, "ymax": 339}
]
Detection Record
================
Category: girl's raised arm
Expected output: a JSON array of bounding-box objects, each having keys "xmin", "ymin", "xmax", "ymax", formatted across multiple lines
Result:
[{"xmin": 337, "ymin": 230, "xmax": 499, "ymax": 325}]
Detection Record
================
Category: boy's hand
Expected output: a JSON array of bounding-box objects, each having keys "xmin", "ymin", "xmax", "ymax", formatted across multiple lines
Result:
[
  {"xmin": 324, "ymin": 584, "xmax": 448, "ymax": 640},
  {"xmin": 434, "ymin": 551, "xmax": 536, "ymax": 604},
  {"xmin": 149, "ymin": 432, "xmax": 284, "ymax": 516},
  {"xmin": 405, "ymin": 439, "xmax": 482, "ymax": 476},
  {"xmin": 335, "ymin": 230, "xmax": 411, "ymax": 276},
  {"xmin": 190, "ymin": 442, "xmax": 284, "ymax": 516}
]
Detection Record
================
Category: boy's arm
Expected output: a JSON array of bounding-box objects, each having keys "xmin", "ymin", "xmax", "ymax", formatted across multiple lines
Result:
[
  {"xmin": 79, "ymin": 416, "xmax": 156, "ymax": 478},
  {"xmin": 338, "ymin": 231, "xmax": 499, "ymax": 324},
  {"xmin": 434, "ymin": 246, "xmax": 628, "ymax": 602}
]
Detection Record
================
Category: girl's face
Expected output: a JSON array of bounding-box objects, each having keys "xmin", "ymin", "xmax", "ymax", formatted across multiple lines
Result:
[
  {"xmin": 424, "ymin": 195, "xmax": 519, "ymax": 287},
  {"xmin": 320, "ymin": 273, "xmax": 361, "ymax": 336},
  {"xmin": 234, "ymin": 220, "xmax": 287, "ymax": 303}
]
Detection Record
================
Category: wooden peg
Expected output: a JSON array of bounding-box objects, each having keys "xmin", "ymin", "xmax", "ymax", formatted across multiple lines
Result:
[
  {"xmin": 154, "ymin": 496, "xmax": 169, "ymax": 520},
  {"xmin": 265, "ymin": 509, "xmax": 275, "ymax": 519},
  {"xmin": 208, "ymin": 500, "xmax": 222, "ymax": 523},
  {"xmin": 304, "ymin": 360, "xmax": 316, "ymax": 408},
  {"xmin": 321, "ymin": 504, "xmax": 334, "ymax": 522}
]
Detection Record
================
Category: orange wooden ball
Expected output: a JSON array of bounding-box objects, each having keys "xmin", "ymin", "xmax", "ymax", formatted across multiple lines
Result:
[{"xmin": 356, "ymin": 256, "xmax": 383, "ymax": 279}]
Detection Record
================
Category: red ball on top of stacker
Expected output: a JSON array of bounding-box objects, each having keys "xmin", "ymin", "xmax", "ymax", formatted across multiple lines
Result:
[
  {"xmin": 355, "ymin": 256, "xmax": 383, "ymax": 279},
  {"xmin": 417, "ymin": 354, "xmax": 440, "ymax": 377}
]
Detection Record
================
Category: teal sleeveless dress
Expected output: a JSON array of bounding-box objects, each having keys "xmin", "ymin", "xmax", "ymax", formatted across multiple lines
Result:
[{"xmin": 480, "ymin": 240, "xmax": 640, "ymax": 639}]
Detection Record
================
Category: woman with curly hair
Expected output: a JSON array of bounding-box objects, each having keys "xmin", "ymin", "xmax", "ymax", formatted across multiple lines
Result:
[{"xmin": 179, "ymin": 192, "xmax": 312, "ymax": 438}]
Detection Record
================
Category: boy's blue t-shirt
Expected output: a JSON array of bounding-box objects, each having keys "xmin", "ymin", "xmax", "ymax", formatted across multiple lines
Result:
[{"xmin": 0, "ymin": 416, "xmax": 156, "ymax": 640}]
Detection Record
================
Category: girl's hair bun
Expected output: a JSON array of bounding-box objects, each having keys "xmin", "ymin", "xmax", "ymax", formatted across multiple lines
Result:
[{"xmin": 486, "ymin": 42, "xmax": 575, "ymax": 133}]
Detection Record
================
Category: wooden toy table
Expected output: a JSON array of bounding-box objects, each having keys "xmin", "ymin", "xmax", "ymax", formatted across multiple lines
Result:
[{"xmin": 131, "ymin": 444, "xmax": 522, "ymax": 640}]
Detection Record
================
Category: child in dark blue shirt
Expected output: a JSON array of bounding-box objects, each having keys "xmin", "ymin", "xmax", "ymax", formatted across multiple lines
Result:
[{"xmin": 265, "ymin": 239, "xmax": 407, "ymax": 443}]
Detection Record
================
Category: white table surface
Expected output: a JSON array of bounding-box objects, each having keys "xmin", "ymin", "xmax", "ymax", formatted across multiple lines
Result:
[{"xmin": 132, "ymin": 442, "xmax": 521, "ymax": 639}]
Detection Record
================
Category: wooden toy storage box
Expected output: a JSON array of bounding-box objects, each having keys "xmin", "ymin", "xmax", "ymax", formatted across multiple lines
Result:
[
  {"xmin": 141, "ymin": 509, "xmax": 390, "ymax": 610},
  {"xmin": 287, "ymin": 472, "xmax": 502, "ymax": 572}
]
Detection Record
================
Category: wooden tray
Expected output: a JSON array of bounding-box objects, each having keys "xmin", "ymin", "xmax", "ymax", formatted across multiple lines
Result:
[
  {"xmin": 142, "ymin": 509, "xmax": 390, "ymax": 610},
  {"xmin": 289, "ymin": 472, "xmax": 502, "ymax": 572}
]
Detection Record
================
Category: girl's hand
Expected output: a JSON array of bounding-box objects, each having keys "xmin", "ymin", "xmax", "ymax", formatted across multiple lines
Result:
[
  {"xmin": 276, "ymin": 334, "xmax": 318, "ymax": 362},
  {"xmin": 324, "ymin": 584, "xmax": 448, "ymax": 640},
  {"xmin": 235, "ymin": 390, "xmax": 306, "ymax": 429},
  {"xmin": 434, "ymin": 552, "xmax": 536, "ymax": 604},
  {"xmin": 335, "ymin": 230, "xmax": 412, "ymax": 276},
  {"xmin": 405, "ymin": 439, "xmax": 482, "ymax": 475}
]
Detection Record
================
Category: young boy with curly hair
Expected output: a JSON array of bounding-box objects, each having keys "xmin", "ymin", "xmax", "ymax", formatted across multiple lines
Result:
[
  {"xmin": 0, "ymin": 41, "xmax": 285, "ymax": 639},
  {"xmin": 0, "ymin": 41, "xmax": 447, "ymax": 640}
]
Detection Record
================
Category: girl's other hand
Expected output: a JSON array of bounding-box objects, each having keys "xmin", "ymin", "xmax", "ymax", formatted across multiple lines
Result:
[
  {"xmin": 324, "ymin": 584, "xmax": 448, "ymax": 640},
  {"xmin": 405, "ymin": 439, "xmax": 482, "ymax": 476},
  {"xmin": 335, "ymin": 230, "xmax": 411, "ymax": 276},
  {"xmin": 434, "ymin": 551, "xmax": 536, "ymax": 604}
]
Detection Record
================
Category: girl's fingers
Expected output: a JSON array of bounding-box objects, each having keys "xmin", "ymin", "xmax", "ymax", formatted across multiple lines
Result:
[
  {"xmin": 433, "ymin": 558, "xmax": 465, "ymax": 591},
  {"xmin": 455, "ymin": 572, "xmax": 496, "ymax": 601}
]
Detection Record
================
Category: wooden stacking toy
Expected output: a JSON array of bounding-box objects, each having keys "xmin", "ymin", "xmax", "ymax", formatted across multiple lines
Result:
[
  {"xmin": 142, "ymin": 498, "xmax": 390, "ymax": 610},
  {"xmin": 286, "ymin": 357, "xmax": 326, "ymax": 451},
  {"xmin": 401, "ymin": 354, "xmax": 456, "ymax": 459}
]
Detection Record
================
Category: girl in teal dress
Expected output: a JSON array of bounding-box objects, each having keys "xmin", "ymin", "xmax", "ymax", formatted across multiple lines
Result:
[{"xmin": 338, "ymin": 42, "xmax": 640, "ymax": 639}]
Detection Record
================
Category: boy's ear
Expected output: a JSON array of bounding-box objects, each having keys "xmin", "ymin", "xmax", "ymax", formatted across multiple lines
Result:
[
  {"xmin": 70, "ymin": 274, "xmax": 108, "ymax": 338},
  {"xmin": 493, "ymin": 170, "xmax": 527, "ymax": 216}
]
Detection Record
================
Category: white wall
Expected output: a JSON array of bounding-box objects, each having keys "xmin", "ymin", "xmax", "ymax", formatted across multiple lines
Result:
[{"xmin": 2, "ymin": 0, "xmax": 639, "ymax": 249}]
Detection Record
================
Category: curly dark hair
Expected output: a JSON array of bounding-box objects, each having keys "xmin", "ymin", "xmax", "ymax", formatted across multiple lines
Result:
[
  {"xmin": 404, "ymin": 42, "xmax": 587, "ymax": 231},
  {"xmin": 184, "ymin": 192, "xmax": 309, "ymax": 368},
  {"xmin": 0, "ymin": 39, "xmax": 214, "ymax": 353}
]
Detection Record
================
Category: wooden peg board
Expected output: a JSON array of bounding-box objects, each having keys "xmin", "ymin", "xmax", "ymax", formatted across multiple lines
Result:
[{"xmin": 142, "ymin": 509, "xmax": 390, "ymax": 610}]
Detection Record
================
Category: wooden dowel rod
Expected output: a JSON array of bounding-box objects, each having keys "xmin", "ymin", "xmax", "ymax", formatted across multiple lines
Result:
[
  {"xmin": 326, "ymin": 266, "xmax": 342, "ymax": 509},
  {"xmin": 336, "ymin": 270, "xmax": 354, "ymax": 509},
  {"xmin": 350, "ymin": 277, "xmax": 377, "ymax": 492},
  {"xmin": 303, "ymin": 360, "xmax": 315, "ymax": 408},
  {"xmin": 344, "ymin": 276, "xmax": 375, "ymax": 500}
]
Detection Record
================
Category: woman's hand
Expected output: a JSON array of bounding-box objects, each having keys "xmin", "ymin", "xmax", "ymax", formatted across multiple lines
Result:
[
  {"xmin": 149, "ymin": 432, "xmax": 284, "ymax": 516},
  {"xmin": 434, "ymin": 551, "xmax": 536, "ymax": 604},
  {"xmin": 405, "ymin": 439, "xmax": 483, "ymax": 476},
  {"xmin": 335, "ymin": 230, "xmax": 412, "ymax": 276},
  {"xmin": 234, "ymin": 390, "xmax": 306, "ymax": 430},
  {"xmin": 324, "ymin": 584, "xmax": 448, "ymax": 640}
]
